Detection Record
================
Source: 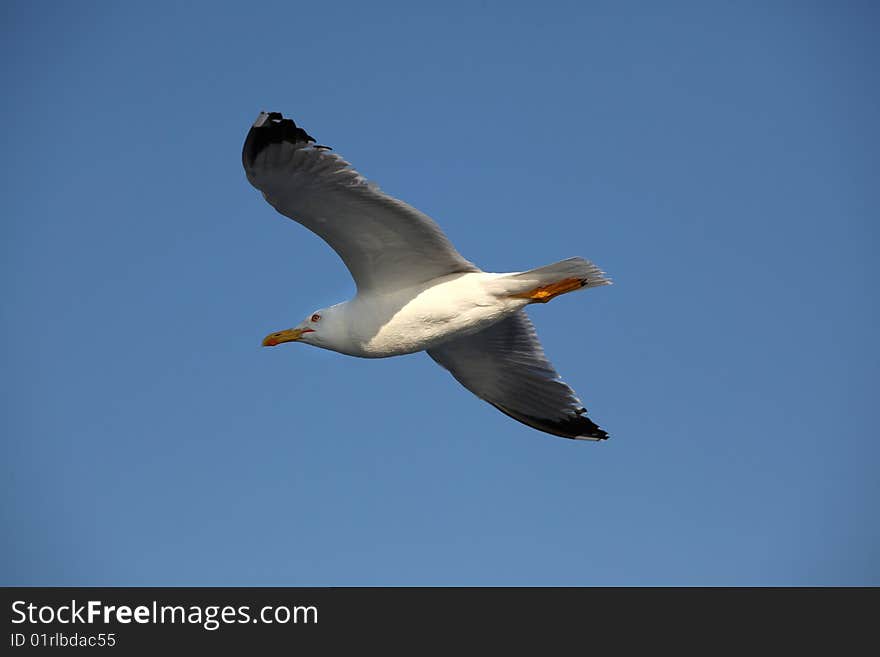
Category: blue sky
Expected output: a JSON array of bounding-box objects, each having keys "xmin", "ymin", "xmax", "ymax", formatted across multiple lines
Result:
[{"xmin": 2, "ymin": 1, "xmax": 877, "ymax": 585}]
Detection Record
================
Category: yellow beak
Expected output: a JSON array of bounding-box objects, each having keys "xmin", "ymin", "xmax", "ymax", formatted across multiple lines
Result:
[{"xmin": 262, "ymin": 327, "xmax": 312, "ymax": 347}]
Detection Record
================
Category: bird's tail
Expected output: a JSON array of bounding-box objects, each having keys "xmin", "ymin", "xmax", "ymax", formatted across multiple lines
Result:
[{"xmin": 504, "ymin": 257, "xmax": 611, "ymax": 304}]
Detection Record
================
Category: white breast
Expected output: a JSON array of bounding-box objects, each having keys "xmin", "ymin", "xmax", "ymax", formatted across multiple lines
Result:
[{"xmin": 344, "ymin": 272, "xmax": 527, "ymax": 358}]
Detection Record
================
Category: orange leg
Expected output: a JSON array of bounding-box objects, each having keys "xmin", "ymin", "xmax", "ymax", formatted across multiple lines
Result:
[{"xmin": 510, "ymin": 277, "xmax": 587, "ymax": 304}]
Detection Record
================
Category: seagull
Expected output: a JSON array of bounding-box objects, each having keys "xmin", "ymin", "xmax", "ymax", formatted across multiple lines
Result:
[{"xmin": 243, "ymin": 111, "xmax": 612, "ymax": 440}]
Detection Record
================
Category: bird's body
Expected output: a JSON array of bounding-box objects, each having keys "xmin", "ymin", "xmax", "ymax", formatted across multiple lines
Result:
[
  {"xmin": 244, "ymin": 111, "xmax": 612, "ymax": 440},
  {"xmin": 327, "ymin": 272, "xmax": 517, "ymax": 358}
]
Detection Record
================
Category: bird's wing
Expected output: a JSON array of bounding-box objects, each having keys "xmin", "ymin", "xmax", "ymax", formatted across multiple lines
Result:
[
  {"xmin": 242, "ymin": 112, "xmax": 479, "ymax": 293},
  {"xmin": 427, "ymin": 311, "xmax": 608, "ymax": 440}
]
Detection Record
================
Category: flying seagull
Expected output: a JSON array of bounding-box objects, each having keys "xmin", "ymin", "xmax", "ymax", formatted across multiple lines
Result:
[{"xmin": 242, "ymin": 111, "xmax": 612, "ymax": 440}]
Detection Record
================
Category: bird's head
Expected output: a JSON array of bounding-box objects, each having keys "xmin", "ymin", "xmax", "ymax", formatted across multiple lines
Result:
[{"xmin": 261, "ymin": 305, "xmax": 342, "ymax": 349}]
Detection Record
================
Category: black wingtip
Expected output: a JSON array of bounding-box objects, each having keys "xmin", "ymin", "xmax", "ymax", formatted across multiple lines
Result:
[
  {"xmin": 489, "ymin": 403, "xmax": 609, "ymax": 441},
  {"xmin": 535, "ymin": 408, "xmax": 608, "ymax": 440},
  {"xmin": 242, "ymin": 110, "xmax": 316, "ymax": 169},
  {"xmin": 571, "ymin": 407, "xmax": 609, "ymax": 440},
  {"xmin": 567, "ymin": 414, "xmax": 609, "ymax": 441}
]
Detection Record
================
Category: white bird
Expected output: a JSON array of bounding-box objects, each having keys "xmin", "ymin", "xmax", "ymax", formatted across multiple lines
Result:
[{"xmin": 243, "ymin": 111, "xmax": 612, "ymax": 440}]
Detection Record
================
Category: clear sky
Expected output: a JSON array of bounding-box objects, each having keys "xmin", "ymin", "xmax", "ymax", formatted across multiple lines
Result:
[{"xmin": 2, "ymin": 1, "xmax": 877, "ymax": 585}]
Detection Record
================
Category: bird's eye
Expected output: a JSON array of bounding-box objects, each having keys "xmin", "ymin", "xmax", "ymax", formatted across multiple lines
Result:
[{"xmin": 311, "ymin": 313, "xmax": 321, "ymax": 323}]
